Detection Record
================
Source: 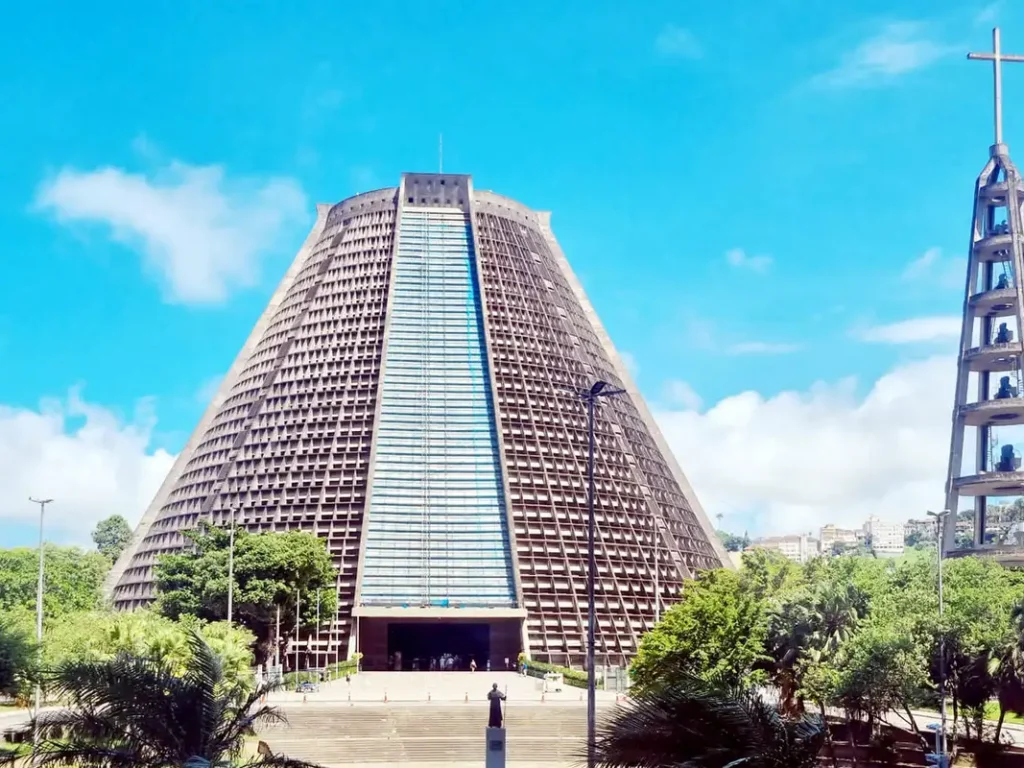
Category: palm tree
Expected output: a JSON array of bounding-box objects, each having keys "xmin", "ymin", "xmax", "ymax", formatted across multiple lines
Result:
[
  {"xmin": 807, "ymin": 582, "xmax": 863, "ymax": 658},
  {"xmin": 765, "ymin": 595, "xmax": 814, "ymax": 715},
  {"xmin": 591, "ymin": 676, "xmax": 827, "ymax": 768},
  {"xmin": 27, "ymin": 630, "xmax": 318, "ymax": 768}
]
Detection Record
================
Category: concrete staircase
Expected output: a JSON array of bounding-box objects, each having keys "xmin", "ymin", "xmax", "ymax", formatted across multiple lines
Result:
[{"xmin": 259, "ymin": 703, "xmax": 607, "ymax": 766}]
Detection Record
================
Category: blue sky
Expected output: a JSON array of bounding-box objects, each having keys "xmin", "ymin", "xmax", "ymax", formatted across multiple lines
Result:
[{"xmin": 0, "ymin": 0, "xmax": 1019, "ymax": 547}]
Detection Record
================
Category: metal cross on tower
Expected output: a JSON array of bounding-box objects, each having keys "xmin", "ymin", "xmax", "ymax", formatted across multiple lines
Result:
[
  {"xmin": 968, "ymin": 28, "xmax": 1024, "ymax": 147},
  {"xmin": 943, "ymin": 28, "xmax": 1024, "ymax": 556}
]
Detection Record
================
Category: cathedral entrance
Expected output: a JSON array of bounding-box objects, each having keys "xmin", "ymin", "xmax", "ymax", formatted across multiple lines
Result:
[
  {"xmin": 387, "ymin": 622, "xmax": 489, "ymax": 671},
  {"xmin": 357, "ymin": 616, "xmax": 522, "ymax": 672}
]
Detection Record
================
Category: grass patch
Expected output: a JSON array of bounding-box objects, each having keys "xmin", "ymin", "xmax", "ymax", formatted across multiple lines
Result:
[{"xmin": 984, "ymin": 701, "xmax": 1024, "ymax": 725}]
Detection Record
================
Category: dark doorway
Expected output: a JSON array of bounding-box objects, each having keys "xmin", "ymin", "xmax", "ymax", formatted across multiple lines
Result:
[{"xmin": 386, "ymin": 622, "xmax": 490, "ymax": 671}]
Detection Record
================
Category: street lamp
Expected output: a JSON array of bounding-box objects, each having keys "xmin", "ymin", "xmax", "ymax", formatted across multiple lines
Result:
[
  {"xmin": 578, "ymin": 380, "xmax": 625, "ymax": 768},
  {"xmin": 226, "ymin": 508, "xmax": 238, "ymax": 625},
  {"xmin": 927, "ymin": 509, "xmax": 950, "ymax": 764},
  {"xmin": 28, "ymin": 497, "xmax": 52, "ymax": 756}
]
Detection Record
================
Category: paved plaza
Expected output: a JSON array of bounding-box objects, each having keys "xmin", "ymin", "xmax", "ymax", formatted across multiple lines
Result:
[{"xmin": 268, "ymin": 670, "xmax": 621, "ymax": 705}]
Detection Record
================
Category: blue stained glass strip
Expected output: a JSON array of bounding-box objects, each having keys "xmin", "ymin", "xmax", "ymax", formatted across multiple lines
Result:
[{"xmin": 360, "ymin": 207, "xmax": 516, "ymax": 607}]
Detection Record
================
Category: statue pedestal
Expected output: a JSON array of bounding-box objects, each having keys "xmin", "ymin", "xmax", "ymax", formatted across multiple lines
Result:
[{"xmin": 485, "ymin": 726, "xmax": 506, "ymax": 768}]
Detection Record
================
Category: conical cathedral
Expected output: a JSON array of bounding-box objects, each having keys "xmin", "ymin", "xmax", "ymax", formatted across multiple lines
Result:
[{"xmin": 107, "ymin": 173, "xmax": 727, "ymax": 669}]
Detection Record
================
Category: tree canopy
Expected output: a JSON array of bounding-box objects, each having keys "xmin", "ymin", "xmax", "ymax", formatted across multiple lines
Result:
[
  {"xmin": 0, "ymin": 545, "xmax": 108, "ymax": 617},
  {"xmin": 636, "ymin": 549, "xmax": 1024, "ymax": 745},
  {"xmin": 154, "ymin": 523, "xmax": 337, "ymax": 664},
  {"xmin": 632, "ymin": 568, "xmax": 770, "ymax": 691},
  {"xmin": 91, "ymin": 514, "xmax": 133, "ymax": 561},
  {"xmin": 0, "ymin": 616, "xmax": 35, "ymax": 699},
  {"xmin": 25, "ymin": 630, "xmax": 315, "ymax": 768}
]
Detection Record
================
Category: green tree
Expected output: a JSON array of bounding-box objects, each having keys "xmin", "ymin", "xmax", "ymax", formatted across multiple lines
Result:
[
  {"xmin": 824, "ymin": 618, "xmax": 929, "ymax": 739},
  {"xmin": 91, "ymin": 514, "xmax": 133, "ymax": 561},
  {"xmin": 740, "ymin": 549, "xmax": 805, "ymax": 601},
  {"xmin": 594, "ymin": 675, "xmax": 827, "ymax": 768},
  {"xmin": 716, "ymin": 530, "xmax": 750, "ymax": 552},
  {"xmin": 764, "ymin": 579, "xmax": 866, "ymax": 714},
  {"xmin": 40, "ymin": 609, "xmax": 255, "ymax": 692},
  {"xmin": 0, "ymin": 545, "xmax": 108, "ymax": 617},
  {"xmin": 632, "ymin": 569, "xmax": 769, "ymax": 692},
  {"xmin": 28, "ymin": 630, "xmax": 317, "ymax": 768},
  {"xmin": 991, "ymin": 601, "xmax": 1024, "ymax": 742},
  {"xmin": 930, "ymin": 556, "xmax": 1023, "ymax": 739},
  {"xmin": 155, "ymin": 524, "xmax": 336, "ymax": 664},
  {"xmin": 0, "ymin": 616, "xmax": 35, "ymax": 699}
]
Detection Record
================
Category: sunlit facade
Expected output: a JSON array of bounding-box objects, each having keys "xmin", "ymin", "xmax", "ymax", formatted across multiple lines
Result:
[{"xmin": 107, "ymin": 173, "xmax": 726, "ymax": 669}]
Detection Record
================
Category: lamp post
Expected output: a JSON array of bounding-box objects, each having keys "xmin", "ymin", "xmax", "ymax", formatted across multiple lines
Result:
[
  {"xmin": 653, "ymin": 524, "xmax": 661, "ymax": 625},
  {"xmin": 226, "ymin": 508, "xmax": 238, "ymax": 625},
  {"xmin": 334, "ymin": 571, "xmax": 341, "ymax": 673},
  {"xmin": 28, "ymin": 497, "xmax": 51, "ymax": 756},
  {"xmin": 579, "ymin": 381, "xmax": 625, "ymax": 768},
  {"xmin": 927, "ymin": 509, "xmax": 950, "ymax": 763},
  {"xmin": 295, "ymin": 589, "xmax": 301, "ymax": 684}
]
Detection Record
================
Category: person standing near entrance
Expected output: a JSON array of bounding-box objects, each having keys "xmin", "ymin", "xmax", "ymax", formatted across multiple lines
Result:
[{"xmin": 470, "ymin": 658, "xmax": 477, "ymax": 672}]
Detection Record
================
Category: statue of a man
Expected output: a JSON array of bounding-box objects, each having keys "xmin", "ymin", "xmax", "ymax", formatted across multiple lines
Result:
[{"xmin": 487, "ymin": 683, "xmax": 506, "ymax": 728}]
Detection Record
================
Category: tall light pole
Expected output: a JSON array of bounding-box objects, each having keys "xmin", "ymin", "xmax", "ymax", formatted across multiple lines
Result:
[
  {"xmin": 226, "ymin": 508, "xmax": 238, "ymax": 625},
  {"xmin": 294, "ymin": 589, "xmax": 301, "ymax": 684},
  {"xmin": 653, "ymin": 525, "xmax": 661, "ymax": 625},
  {"xmin": 28, "ymin": 497, "xmax": 51, "ymax": 754},
  {"xmin": 334, "ymin": 571, "xmax": 341, "ymax": 673},
  {"xmin": 579, "ymin": 381, "xmax": 625, "ymax": 768},
  {"xmin": 928, "ymin": 509, "xmax": 950, "ymax": 763}
]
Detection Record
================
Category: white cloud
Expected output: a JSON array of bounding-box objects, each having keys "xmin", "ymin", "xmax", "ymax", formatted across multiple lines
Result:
[
  {"xmin": 620, "ymin": 351, "xmax": 640, "ymax": 379},
  {"xmin": 0, "ymin": 390, "xmax": 174, "ymax": 546},
  {"xmin": 726, "ymin": 341, "xmax": 802, "ymax": 355},
  {"xmin": 813, "ymin": 22, "xmax": 951, "ymax": 88},
  {"xmin": 902, "ymin": 247, "xmax": 966, "ymax": 289},
  {"xmin": 855, "ymin": 315, "xmax": 962, "ymax": 344},
  {"xmin": 36, "ymin": 159, "xmax": 308, "ymax": 304},
  {"xmin": 682, "ymin": 315, "xmax": 799, "ymax": 356},
  {"xmin": 655, "ymin": 24, "xmax": 703, "ymax": 59},
  {"xmin": 663, "ymin": 380, "xmax": 703, "ymax": 411},
  {"xmin": 654, "ymin": 355, "xmax": 953, "ymax": 535},
  {"xmin": 725, "ymin": 248, "xmax": 773, "ymax": 274}
]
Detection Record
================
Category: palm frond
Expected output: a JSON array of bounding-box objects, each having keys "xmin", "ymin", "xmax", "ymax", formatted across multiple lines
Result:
[
  {"xmin": 33, "ymin": 735, "xmax": 170, "ymax": 768},
  {"xmin": 238, "ymin": 755, "xmax": 326, "ymax": 768},
  {"xmin": 592, "ymin": 676, "xmax": 826, "ymax": 768},
  {"xmin": 24, "ymin": 630, "xmax": 325, "ymax": 768}
]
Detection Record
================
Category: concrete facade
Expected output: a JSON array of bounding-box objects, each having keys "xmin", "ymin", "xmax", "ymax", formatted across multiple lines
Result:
[
  {"xmin": 749, "ymin": 534, "xmax": 818, "ymax": 563},
  {"xmin": 106, "ymin": 173, "xmax": 725, "ymax": 669},
  {"xmin": 863, "ymin": 516, "xmax": 905, "ymax": 556}
]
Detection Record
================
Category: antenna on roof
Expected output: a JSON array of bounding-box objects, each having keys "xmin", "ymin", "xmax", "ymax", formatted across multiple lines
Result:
[{"xmin": 439, "ymin": 133, "xmax": 444, "ymax": 174}]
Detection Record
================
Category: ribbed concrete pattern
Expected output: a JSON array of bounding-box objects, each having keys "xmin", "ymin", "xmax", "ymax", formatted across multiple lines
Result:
[
  {"xmin": 111, "ymin": 188, "xmax": 400, "ymax": 663},
  {"xmin": 471, "ymin": 192, "xmax": 724, "ymax": 666},
  {"xmin": 259, "ymin": 704, "xmax": 600, "ymax": 766}
]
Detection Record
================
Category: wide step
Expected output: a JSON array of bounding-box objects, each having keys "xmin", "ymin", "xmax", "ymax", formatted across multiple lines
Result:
[{"xmin": 258, "ymin": 704, "xmax": 604, "ymax": 765}]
